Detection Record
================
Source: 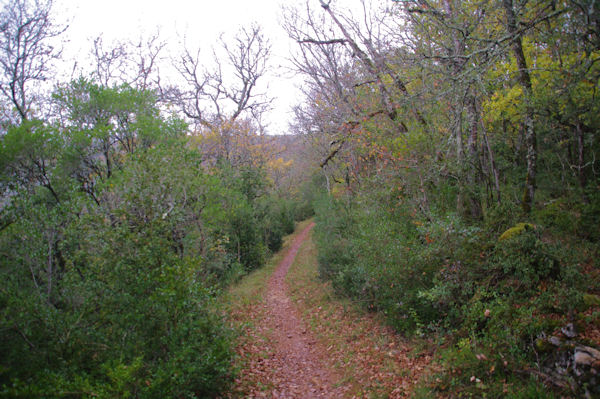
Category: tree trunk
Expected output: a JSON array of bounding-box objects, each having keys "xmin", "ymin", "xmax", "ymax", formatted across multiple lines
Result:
[
  {"xmin": 466, "ymin": 95, "xmax": 482, "ymax": 219},
  {"xmin": 481, "ymin": 119, "xmax": 502, "ymax": 206},
  {"xmin": 576, "ymin": 122, "xmax": 589, "ymax": 203},
  {"xmin": 324, "ymin": 170, "xmax": 331, "ymax": 196},
  {"xmin": 47, "ymin": 234, "xmax": 54, "ymax": 304},
  {"xmin": 503, "ymin": 0, "xmax": 537, "ymax": 213},
  {"xmin": 442, "ymin": 0, "xmax": 481, "ymax": 218}
]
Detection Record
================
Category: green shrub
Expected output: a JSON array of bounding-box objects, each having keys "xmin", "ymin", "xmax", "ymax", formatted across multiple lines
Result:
[
  {"xmin": 484, "ymin": 201, "xmax": 521, "ymax": 234},
  {"xmin": 535, "ymin": 200, "xmax": 578, "ymax": 234},
  {"xmin": 225, "ymin": 202, "xmax": 266, "ymax": 270},
  {"xmin": 578, "ymin": 188, "xmax": 600, "ymax": 241},
  {"xmin": 0, "ymin": 144, "xmax": 239, "ymax": 398},
  {"xmin": 258, "ymin": 196, "xmax": 296, "ymax": 253},
  {"xmin": 291, "ymin": 173, "xmax": 327, "ymax": 221},
  {"xmin": 489, "ymin": 227, "xmax": 560, "ymax": 289}
]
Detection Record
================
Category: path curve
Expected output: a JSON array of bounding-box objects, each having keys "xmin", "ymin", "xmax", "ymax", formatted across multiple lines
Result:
[{"xmin": 261, "ymin": 222, "xmax": 345, "ymax": 398}]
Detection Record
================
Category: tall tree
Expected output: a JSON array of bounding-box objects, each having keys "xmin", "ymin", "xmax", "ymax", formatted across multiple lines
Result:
[{"xmin": 502, "ymin": 0, "xmax": 537, "ymax": 213}]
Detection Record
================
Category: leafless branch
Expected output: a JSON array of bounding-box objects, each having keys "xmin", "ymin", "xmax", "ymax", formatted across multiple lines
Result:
[
  {"xmin": 298, "ymin": 38, "xmax": 347, "ymax": 45},
  {"xmin": 0, "ymin": 0, "xmax": 66, "ymax": 123}
]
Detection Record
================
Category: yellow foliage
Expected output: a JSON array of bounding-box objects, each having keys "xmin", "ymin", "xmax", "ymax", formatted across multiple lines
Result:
[
  {"xmin": 482, "ymin": 77, "xmax": 525, "ymax": 136},
  {"xmin": 268, "ymin": 157, "xmax": 293, "ymax": 170},
  {"xmin": 498, "ymin": 223, "xmax": 534, "ymax": 241}
]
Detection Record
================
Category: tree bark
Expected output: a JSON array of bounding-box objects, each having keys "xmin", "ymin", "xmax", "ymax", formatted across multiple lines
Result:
[
  {"xmin": 466, "ymin": 95, "xmax": 482, "ymax": 219},
  {"xmin": 503, "ymin": 0, "xmax": 537, "ymax": 213},
  {"xmin": 481, "ymin": 119, "xmax": 502, "ymax": 206}
]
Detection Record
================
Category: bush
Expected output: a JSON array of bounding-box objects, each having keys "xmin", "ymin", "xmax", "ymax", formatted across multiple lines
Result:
[
  {"xmin": 257, "ymin": 196, "xmax": 296, "ymax": 253},
  {"xmin": 313, "ymin": 182, "xmax": 592, "ymax": 397},
  {"xmin": 0, "ymin": 144, "xmax": 240, "ymax": 397},
  {"xmin": 490, "ymin": 226, "xmax": 560, "ymax": 288},
  {"xmin": 578, "ymin": 188, "xmax": 600, "ymax": 241},
  {"xmin": 225, "ymin": 202, "xmax": 266, "ymax": 270},
  {"xmin": 292, "ymin": 173, "xmax": 327, "ymax": 221}
]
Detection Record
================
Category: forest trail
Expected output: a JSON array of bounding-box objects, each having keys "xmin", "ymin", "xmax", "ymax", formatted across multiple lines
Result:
[
  {"xmin": 227, "ymin": 221, "xmax": 433, "ymax": 398},
  {"xmin": 241, "ymin": 222, "xmax": 346, "ymax": 398},
  {"xmin": 264, "ymin": 222, "xmax": 349, "ymax": 397}
]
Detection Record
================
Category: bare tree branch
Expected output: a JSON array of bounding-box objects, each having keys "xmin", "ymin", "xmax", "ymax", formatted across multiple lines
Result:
[
  {"xmin": 298, "ymin": 38, "xmax": 347, "ymax": 45},
  {"xmin": 0, "ymin": 0, "xmax": 66, "ymax": 123},
  {"xmin": 87, "ymin": 32, "xmax": 166, "ymax": 91}
]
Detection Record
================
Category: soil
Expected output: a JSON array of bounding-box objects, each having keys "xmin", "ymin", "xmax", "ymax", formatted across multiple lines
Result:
[{"xmin": 258, "ymin": 222, "xmax": 346, "ymax": 397}]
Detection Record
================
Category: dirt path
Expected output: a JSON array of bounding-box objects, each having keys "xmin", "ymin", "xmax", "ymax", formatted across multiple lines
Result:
[
  {"xmin": 259, "ymin": 222, "xmax": 346, "ymax": 398},
  {"xmin": 227, "ymin": 221, "xmax": 433, "ymax": 398}
]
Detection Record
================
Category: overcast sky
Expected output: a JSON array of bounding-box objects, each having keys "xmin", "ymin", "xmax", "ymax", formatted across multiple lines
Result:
[{"xmin": 53, "ymin": 0, "xmax": 307, "ymax": 135}]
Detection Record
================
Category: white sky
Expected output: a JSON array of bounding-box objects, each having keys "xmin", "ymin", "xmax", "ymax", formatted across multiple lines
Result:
[{"xmin": 53, "ymin": 0, "xmax": 305, "ymax": 135}]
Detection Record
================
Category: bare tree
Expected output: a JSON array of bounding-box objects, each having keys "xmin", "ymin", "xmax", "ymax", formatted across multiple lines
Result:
[
  {"xmin": 283, "ymin": 0, "xmax": 433, "ymax": 166},
  {"xmin": 172, "ymin": 25, "xmax": 272, "ymax": 164},
  {"xmin": 0, "ymin": 0, "xmax": 65, "ymax": 124},
  {"xmin": 89, "ymin": 36, "xmax": 129, "ymax": 87},
  {"xmin": 174, "ymin": 25, "xmax": 272, "ymax": 130},
  {"xmin": 283, "ymin": 1, "xmax": 376, "ymax": 175},
  {"xmin": 284, "ymin": 1, "xmax": 425, "ymax": 200}
]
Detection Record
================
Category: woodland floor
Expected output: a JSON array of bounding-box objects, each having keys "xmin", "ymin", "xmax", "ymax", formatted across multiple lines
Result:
[{"xmin": 225, "ymin": 221, "xmax": 435, "ymax": 398}]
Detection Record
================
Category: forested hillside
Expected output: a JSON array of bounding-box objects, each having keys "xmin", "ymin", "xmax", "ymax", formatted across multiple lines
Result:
[{"xmin": 1, "ymin": 0, "xmax": 599, "ymax": 398}]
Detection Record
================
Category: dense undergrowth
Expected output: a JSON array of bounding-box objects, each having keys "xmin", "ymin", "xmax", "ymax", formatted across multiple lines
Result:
[{"xmin": 313, "ymin": 184, "xmax": 600, "ymax": 397}]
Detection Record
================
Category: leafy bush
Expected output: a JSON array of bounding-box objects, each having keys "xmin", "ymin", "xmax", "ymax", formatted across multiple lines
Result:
[
  {"xmin": 257, "ymin": 196, "xmax": 296, "ymax": 253},
  {"xmin": 0, "ymin": 143, "xmax": 238, "ymax": 397},
  {"xmin": 225, "ymin": 201, "xmax": 266, "ymax": 270},
  {"xmin": 578, "ymin": 189, "xmax": 600, "ymax": 241},
  {"xmin": 292, "ymin": 173, "xmax": 327, "ymax": 221},
  {"xmin": 313, "ymin": 178, "xmax": 592, "ymax": 396}
]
